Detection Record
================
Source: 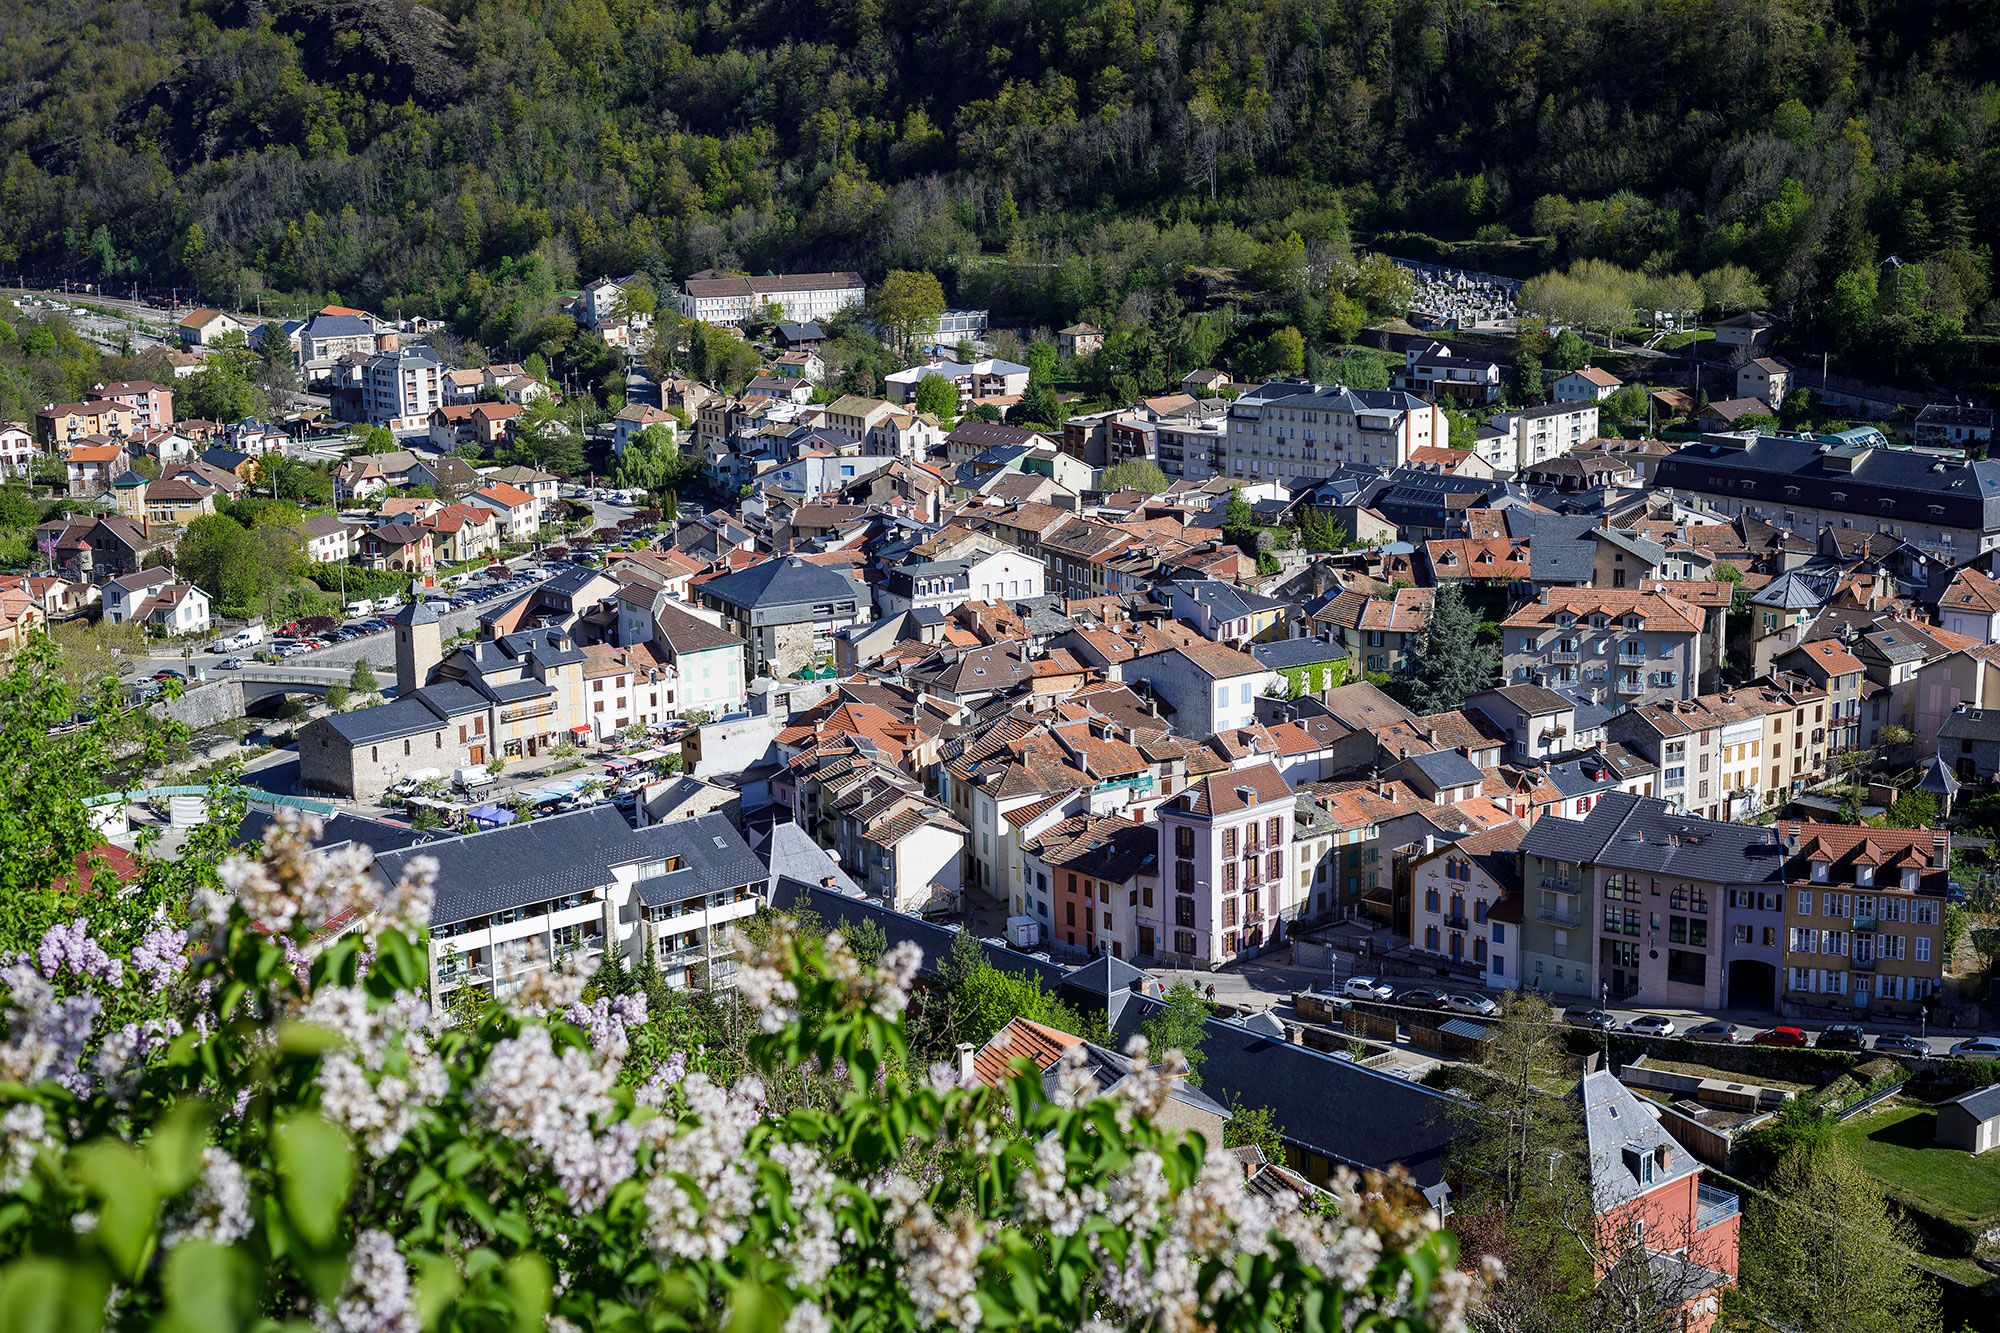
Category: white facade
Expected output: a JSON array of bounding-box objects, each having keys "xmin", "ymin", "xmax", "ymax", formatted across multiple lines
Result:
[
  {"xmin": 0, "ymin": 424, "xmax": 32, "ymax": 478},
  {"xmin": 1478, "ymin": 403, "xmax": 1600, "ymax": 476},
  {"xmin": 1222, "ymin": 384, "xmax": 1443, "ymax": 482},
  {"xmin": 677, "ymin": 273, "xmax": 866, "ymax": 326},
  {"xmin": 363, "ymin": 348, "xmax": 445, "ymax": 435}
]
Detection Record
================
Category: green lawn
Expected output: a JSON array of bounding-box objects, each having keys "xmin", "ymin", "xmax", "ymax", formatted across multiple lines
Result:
[{"xmin": 1837, "ymin": 1105, "xmax": 2000, "ymax": 1225}]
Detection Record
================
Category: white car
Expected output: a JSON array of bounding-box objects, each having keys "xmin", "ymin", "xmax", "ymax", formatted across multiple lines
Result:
[
  {"xmin": 1442, "ymin": 992, "xmax": 1500, "ymax": 1017},
  {"xmin": 1340, "ymin": 976, "xmax": 1394, "ymax": 1001},
  {"xmin": 1626, "ymin": 1014, "xmax": 1677, "ymax": 1038}
]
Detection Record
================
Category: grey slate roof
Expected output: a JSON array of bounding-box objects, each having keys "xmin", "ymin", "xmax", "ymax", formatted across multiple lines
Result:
[
  {"xmin": 629, "ymin": 813, "xmax": 767, "ymax": 907},
  {"xmin": 701, "ymin": 556, "xmax": 858, "ymax": 617},
  {"xmin": 1250, "ymin": 637, "xmax": 1347, "ymax": 670},
  {"xmin": 1577, "ymin": 1070, "xmax": 1701, "ymax": 1212},
  {"xmin": 764, "ymin": 821, "xmax": 864, "ymax": 897},
  {"xmin": 1946, "ymin": 1084, "xmax": 2000, "ymax": 1121},
  {"xmin": 1400, "ymin": 748, "xmax": 1485, "ymax": 790},
  {"xmin": 1520, "ymin": 791, "xmax": 1783, "ymax": 883},
  {"xmin": 319, "ymin": 681, "xmax": 487, "ymax": 744},
  {"xmin": 1938, "ymin": 706, "xmax": 2000, "ymax": 744},
  {"xmin": 1655, "ymin": 434, "xmax": 2000, "ymax": 535},
  {"xmin": 377, "ymin": 805, "xmax": 636, "ymax": 925}
]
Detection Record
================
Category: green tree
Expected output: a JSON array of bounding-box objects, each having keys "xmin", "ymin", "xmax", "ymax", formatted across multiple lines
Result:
[
  {"xmin": 911, "ymin": 372, "xmax": 959, "ymax": 423},
  {"xmin": 1389, "ymin": 583, "xmax": 1497, "ymax": 712},
  {"xmin": 1221, "ymin": 1099, "xmax": 1287, "ymax": 1164},
  {"xmin": 1741, "ymin": 1139, "xmax": 1941, "ymax": 1333},
  {"xmin": 1264, "ymin": 326, "xmax": 1306, "ymax": 377},
  {"xmin": 350, "ymin": 659, "xmax": 378, "ymax": 694},
  {"xmin": 177, "ymin": 513, "xmax": 266, "ymax": 611},
  {"xmin": 1547, "ymin": 329, "xmax": 1590, "ymax": 373},
  {"xmin": 181, "ymin": 354, "xmax": 269, "ymax": 423},
  {"xmin": 1296, "ymin": 505, "xmax": 1351, "ymax": 553},
  {"xmin": 1140, "ymin": 982, "xmax": 1213, "ymax": 1086},
  {"xmin": 1013, "ymin": 385, "xmax": 1065, "ymax": 429},
  {"xmin": 1882, "ymin": 789, "xmax": 1938, "ymax": 829},
  {"xmin": 1100, "ymin": 459, "xmax": 1168, "ymax": 493},
  {"xmin": 919, "ymin": 929, "xmax": 1086, "ymax": 1057},
  {"xmin": 870, "ymin": 269, "xmax": 946, "ymax": 359}
]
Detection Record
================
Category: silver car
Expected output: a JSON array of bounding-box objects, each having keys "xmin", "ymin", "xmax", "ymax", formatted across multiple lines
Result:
[
  {"xmin": 1441, "ymin": 992, "xmax": 1500, "ymax": 1017},
  {"xmin": 1341, "ymin": 976, "xmax": 1394, "ymax": 1001}
]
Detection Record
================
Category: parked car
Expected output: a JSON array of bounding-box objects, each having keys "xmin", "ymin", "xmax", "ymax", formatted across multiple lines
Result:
[
  {"xmin": 1340, "ymin": 976, "xmax": 1394, "ymax": 1001},
  {"xmin": 1626, "ymin": 1015, "xmax": 1676, "ymax": 1037},
  {"xmin": 1395, "ymin": 987, "xmax": 1446, "ymax": 1010},
  {"xmin": 1950, "ymin": 1036, "xmax": 2000, "ymax": 1058},
  {"xmin": 1686, "ymin": 1021, "xmax": 1741, "ymax": 1045},
  {"xmin": 1873, "ymin": 1032, "xmax": 1930, "ymax": 1056},
  {"xmin": 216, "ymin": 656, "xmax": 245, "ymax": 671},
  {"xmin": 1441, "ymin": 993, "xmax": 1500, "ymax": 1017},
  {"xmin": 1815, "ymin": 1024, "xmax": 1867, "ymax": 1051},
  {"xmin": 1563, "ymin": 1006, "xmax": 1616, "ymax": 1031},
  {"xmin": 1753, "ymin": 1026, "xmax": 1809, "ymax": 1048}
]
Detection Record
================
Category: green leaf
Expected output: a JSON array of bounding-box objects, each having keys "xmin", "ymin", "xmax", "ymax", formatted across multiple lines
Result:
[
  {"xmin": 503, "ymin": 1252, "xmax": 551, "ymax": 1333},
  {"xmin": 414, "ymin": 1253, "xmax": 462, "ymax": 1331},
  {"xmin": 0, "ymin": 1257, "xmax": 109, "ymax": 1333},
  {"xmin": 160, "ymin": 1241, "xmax": 257, "ymax": 1333},
  {"xmin": 71, "ymin": 1141, "xmax": 159, "ymax": 1277},
  {"xmin": 145, "ymin": 1099, "xmax": 210, "ymax": 1196},
  {"xmin": 276, "ymin": 1019, "xmax": 347, "ymax": 1056},
  {"xmin": 273, "ymin": 1112, "xmax": 353, "ymax": 1248}
]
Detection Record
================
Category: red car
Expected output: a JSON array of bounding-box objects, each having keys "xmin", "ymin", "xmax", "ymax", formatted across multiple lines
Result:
[{"xmin": 1753, "ymin": 1026, "xmax": 1809, "ymax": 1047}]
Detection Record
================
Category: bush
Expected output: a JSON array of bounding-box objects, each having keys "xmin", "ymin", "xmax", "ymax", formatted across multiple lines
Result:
[{"xmin": 0, "ymin": 816, "xmax": 1477, "ymax": 1329}]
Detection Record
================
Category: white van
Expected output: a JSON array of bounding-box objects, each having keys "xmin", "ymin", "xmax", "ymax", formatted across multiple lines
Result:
[
  {"xmin": 235, "ymin": 621, "xmax": 266, "ymax": 647},
  {"xmin": 454, "ymin": 765, "xmax": 496, "ymax": 793},
  {"xmin": 344, "ymin": 599, "xmax": 375, "ymax": 619}
]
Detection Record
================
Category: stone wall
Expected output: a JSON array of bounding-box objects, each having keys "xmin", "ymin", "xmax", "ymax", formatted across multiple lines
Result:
[{"xmin": 151, "ymin": 679, "xmax": 246, "ymax": 731}]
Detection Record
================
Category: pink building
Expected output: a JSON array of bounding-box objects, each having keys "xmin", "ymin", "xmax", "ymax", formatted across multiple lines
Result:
[
  {"xmin": 94, "ymin": 380, "xmax": 175, "ymax": 431},
  {"xmin": 1153, "ymin": 762, "xmax": 1295, "ymax": 968},
  {"xmin": 1579, "ymin": 1071, "xmax": 1738, "ymax": 1331}
]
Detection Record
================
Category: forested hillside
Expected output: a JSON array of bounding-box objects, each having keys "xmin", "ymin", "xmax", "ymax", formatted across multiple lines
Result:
[{"xmin": 4, "ymin": 0, "xmax": 1997, "ymax": 362}]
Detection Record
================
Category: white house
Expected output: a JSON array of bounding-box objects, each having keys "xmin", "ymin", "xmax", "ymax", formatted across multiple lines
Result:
[
  {"xmin": 0, "ymin": 422, "xmax": 33, "ymax": 478},
  {"xmin": 301, "ymin": 515, "xmax": 354, "ymax": 565},
  {"xmin": 469, "ymin": 483, "xmax": 541, "ymax": 543},
  {"xmin": 1124, "ymin": 639, "xmax": 1279, "ymax": 736},
  {"xmin": 1552, "ymin": 367, "xmax": 1622, "ymax": 403},
  {"xmin": 875, "ymin": 548, "xmax": 1046, "ymax": 618}
]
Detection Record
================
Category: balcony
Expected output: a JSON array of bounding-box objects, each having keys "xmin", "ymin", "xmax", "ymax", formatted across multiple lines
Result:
[
  {"xmin": 1851, "ymin": 955, "xmax": 1877, "ymax": 972},
  {"xmin": 1616, "ymin": 677, "xmax": 1647, "ymax": 696},
  {"xmin": 1537, "ymin": 904, "xmax": 1582, "ymax": 928},
  {"xmin": 1443, "ymin": 914, "xmax": 1471, "ymax": 931},
  {"xmin": 1539, "ymin": 873, "xmax": 1577, "ymax": 893},
  {"xmin": 1696, "ymin": 1184, "xmax": 1739, "ymax": 1231},
  {"xmin": 1852, "ymin": 914, "xmax": 1877, "ymax": 932},
  {"xmin": 1547, "ymin": 648, "xmax": 1581, "ymax": 665}
]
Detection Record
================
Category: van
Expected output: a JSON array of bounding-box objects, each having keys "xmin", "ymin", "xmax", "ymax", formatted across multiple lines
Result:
[
  {"xmin": 345, "ymin": 599, "xmax": 374, "ymax": 619},
  {"xmin": 234, "ymin": 621, "xmax": 266, "ymax": 647},
  {"xmin": 454, "ymin": 765, "xmax": 496, "ymax": 792}
]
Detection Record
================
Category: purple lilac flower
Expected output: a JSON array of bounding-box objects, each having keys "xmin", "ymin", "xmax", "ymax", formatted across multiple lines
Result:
[{"xmin": 37, "ymin": 919, "xmax": 123, "ymax": 988}]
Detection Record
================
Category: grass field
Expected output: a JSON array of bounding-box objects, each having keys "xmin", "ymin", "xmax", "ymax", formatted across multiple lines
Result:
[{"xmin": 1837, "ymin": 1104, "xmax": 2000, "ymax": 1225}]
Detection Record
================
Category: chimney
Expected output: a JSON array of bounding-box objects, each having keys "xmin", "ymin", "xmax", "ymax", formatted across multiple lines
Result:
[
  {"xmin": 1933, "ymin": 832, "xmax": 1950, "ymax": 864},
  {"xmin": 379, "ymin": 331, "xmax": 400, "ymax": 352},
  {"xmin": 956, "ymin": 1042, "xmax": 976, "ymax": 1082},
  {"xmin": 1286, "ymin": 1024, "xmax": 1304, "ymax": 1045},
  {"xmin": 1654, "ymin": 1144, "xmax": 1672, "ymax": 1172}
]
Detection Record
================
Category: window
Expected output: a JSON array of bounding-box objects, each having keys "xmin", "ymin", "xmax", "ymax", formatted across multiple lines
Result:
[
  {"xmin": 1222, "ymin": 829, "xmax": 1238, "ymax": 858},
  {"xmin": 1916, "ymin": 936, "xmax": 1932, "ymax": 963},
  {"xmin": 1174, "ymin": 827, "xmax": 1194, "ymax": 858},
  {"xmin": 1425, "ymin": 888, "xmax": 1440, "ymax": 912}
]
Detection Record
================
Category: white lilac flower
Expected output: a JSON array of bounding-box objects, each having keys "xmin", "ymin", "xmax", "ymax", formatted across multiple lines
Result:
[
  {"xmin": 37, "ymin": 919, "xmax": 124, "ymax": 987},
  {"xmin": 89, "ymin": 1017, "xmax": 184, "ymax": 1098},
  {"xmin": 213, "ymin": 811, "xmax": 433, "ymax": 943},
  {"xmin": 1016, "ymin": 1133, "xmax": 1102, "ymax": 1238},
  {"xmin": 1050, "ymin": 1041, "xmax": 1098, "ymax": 1109},
  {"xmin": 471, "ymin": 1025, "xmax": 633, "ymax": 1210},
  {"xmin": 767, "ymin": 1141, "xmax": 840, "ymax": 1286},
  {"xmin": 641, "ymin": 1072, "xmax": 764, "ymax": 1262},
  {"xmin": 0, "ymin": 1103, "xmax": 52, "ymax": 1191},
  {"xmin": 561, "ymin": 992, "xmax": 649, "ymax": 1060},
  {"xmin": 323, "ymin": 1230, "xmax": 418, "ymax": 1333},
  {"xmin": 163, "ymin": 1147, "xmax": 252, "ymax": 1248},
  {"xmin": 733, "ymin": 945, "xmax": 798, "ymax": 1035},
  {"xmin": 783, "ymin": 1301, "xmax": 832, "ymax": 1333},
  {"xmin": 131, "ymin": 925, "xmax": 189, "ymax": 993},
  {"xmin": 302, "ymin": 986, "xmax": 446, "ymax": 1158}
]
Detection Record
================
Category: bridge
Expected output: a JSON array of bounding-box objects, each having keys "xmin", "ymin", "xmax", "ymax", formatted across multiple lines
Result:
[{"xmin": 232, "ymin": 665, "xmax": 372, "ymax": 711}]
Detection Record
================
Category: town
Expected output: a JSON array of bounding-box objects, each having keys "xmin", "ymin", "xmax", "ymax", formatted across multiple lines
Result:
[{"xmin": 6, "ymin": 263, "xmax": 1999, "ymax": 1329}]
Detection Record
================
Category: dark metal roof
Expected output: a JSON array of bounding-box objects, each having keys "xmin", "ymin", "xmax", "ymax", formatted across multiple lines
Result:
[
  {"xmin": 1520, "ymin": 791, "xmax": 1784, "ymax": 883},
  {"xmin": 377, "ymin": 805, "xmax": 637, "ymax": 925},
  {"xmin": 1655, "ymin": 435, "xmax": 2000, "ymax": 533}
]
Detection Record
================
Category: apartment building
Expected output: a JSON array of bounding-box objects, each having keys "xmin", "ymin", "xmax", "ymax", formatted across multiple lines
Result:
[
  {"xmin": 92, "ymin": 380, "xmax": 175, "ymax": 431},
  {"xmin": 1476, "ymin": 402, "xmax": 1599, "ymax": 477},
  {"xmin": 677, "ymin": 271, "xmax": 866, "ymax": 325},
  {"xmin": 1222, "ymin": 382, "xmax": 1445, "ymax": 483},
  {"xmin": 1154, "ymin": 763, "xmax": 1296, "ymax": 969},
  {"xmin": 1778, "ymin": 821, "xmax": 1948, "ymax": 1016},
  {"xmin": 362, "ymin": 346, "xmax": 445, "ymax": 435},
  {"xmin": 1501, "ymin": 588, "xmax": 1704, "ymax": 707},
  {"xmin": 380, "ymin": 806, "xmax": 767, "ymax": 1000},
  {"xmin": 1392, "ymin": 341, "xmax": 1501, "ymax": 405},
  {"xmin": 1408, "ymin": 825, "xmax": 1525, "ymax": 985}
]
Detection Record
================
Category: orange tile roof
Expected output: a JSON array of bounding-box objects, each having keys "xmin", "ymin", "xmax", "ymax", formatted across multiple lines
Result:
[{"xmin": 972, "ymin": 1017, "xmax": 1083, "ymax": 1088}]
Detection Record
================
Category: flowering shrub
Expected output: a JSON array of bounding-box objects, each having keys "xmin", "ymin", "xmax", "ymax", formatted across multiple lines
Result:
[{"xmin": 0, "ymin": 814, "xmax": 1479, "ymax": 1330}]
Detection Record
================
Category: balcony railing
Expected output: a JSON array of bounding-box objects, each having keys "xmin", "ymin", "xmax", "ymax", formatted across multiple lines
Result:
[
  {"xmin": 1696, "ymin": 1184, "xmax": 1739, "ymax": 1231},
  {"xmin": 1850, "ymin": 956, "xmax": 1877, "ymax": 972},
  {"xmin": 1852, "ymin": 914, "xmax": 1877, "ymax": 932},
  {"xmin": 1616, "ymin": 677, "xmax": 1647, "ymax": 695},
  {"xmin": 1443, "ymin": 914, "xmax": 1471, "ymax": 931},
  {"xmin": 1536, "ymin": 904, "xmax": 1582, "ymax": 927},
  {"xmin": 1547, "ymin": 649, "xmax": 1581, "ymax": 664},
  {"xmin": 1539, "ymin": 873, "xmax": 1577, "ymax": 893}
]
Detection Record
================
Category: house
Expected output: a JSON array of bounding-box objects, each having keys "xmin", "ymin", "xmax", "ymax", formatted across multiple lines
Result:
[
  {"xmin": 1394, "ymin": 341, "xmax": 1502, "ymax": 405},
  {"xmin": 102, "ymin": 568, "xmax": 209, "ymax": 636},
  {"xmin": 355, "ymin": 522, "xmax": 436, "ymax": 573},
  {"xmin": 469, "ymin": 483, "xmax": 541, "ymax": 544},
  {"xmin": 1408, "ymin": 825, "xmax": 1525, "ymax": 985},
  {"xmin": 36, "ymin": 399, "xmax": 135, "ymax": 445},
  {"xmin": 93, "ymin": 380, "xmax": 175, "ymax": 430},
  {"xmin": 575, "ymin": 274, "xmax": 650, "ymax": 330},
  {"xmin": 297, "ymin": 311, "xmax": 381, "ymax": 378},
  {"xmin": 1552, "ymin": 366, "xmax": 1622, "ymax": 403},
  {"xmin": 0, "ymin": 422, "xmax": 33, "ymax": 478},
  {"xmin": 36, "ymin": 516, "xmax": 167, "ymax": 584},
  {"xmin": 484, "ymin": 466, "xmax": 561, "ymax": 512},
  {"xmin": 1778, "ymin": 820, "xmax": 1947, "ymax": 1017},
  {"xmin": 65, "ymin": 443, "xmax": 130, "ymax": 497},
  {"xmin": 884, "ymin": 358, "xmax": 1031, "ymax": 406},
  {"xmin": 1311, "ymin": 586, "xmax": 1434, "ymax": 678},
  {"xmin": 612, "ymin": 403, "xmax": 678, "ymax": 452},
  {"xmin": 699, "ymin": 556, "xmax": 868, "ymax": 679},
  {"xmin": 423, "ymin": 503, "xmax": 500, "ymax": 564},
  {"xmin": 1914, "ymin": 404, "xmax": 1995, "ymax": 450},
  {"xmin": 176, "ymin": 308, "xmax": 250, "ymax": 348},
  {"xmin": 1153, "ymin": 763, "xmax": 1297, "ymax": 968},
  {"xmin": 1735, "ymin": 358, "xmax": 1789, "ymax": 409},
  {"xmin": 1577, "ymin": 1071, "xmax": 1738, "ymax": 1333},
  {"xmin": 1936, "ymin": 1086, "xmax": 2000, "ymax": 1154},
  {"xmin": 1936, "ymin": 566, "xmax": 2000, "ymax": 643},
  {"xmin": 141, "ymin": 477, "xmax": 216, "ymax": 527},
  {"xmin": 1169, "ymin": 578, "xmax": 1287, "ymax": 643},
  {"xmin": 1224, "ymin": 382, "xmax": 1445, "ymax": 481},
  {"xmin": 0, "ymin": 584, "xmax": 48, "ymax": 654},
  {"xmin": 300, "ymin": 515, "xmax": 354, "ymax": 564},
  {"xmin": 1938, "ymin": 705, "xmax": 2000, "ymax": 784},
  {"xmin": 428, "ymin": 402, "xmax": 522, "ymax": 451},
  {"xmin": 1501, "ymin": 588, "xmax": 1704, "ymax": 706},
  {"xmin": 1022, "ymin": 814, "xmax": 1160, "ymax": 961},
  {"xmin": 1249, "ymin": 637, "xmax": 1349, "ymax": 699},
  {"xmin": 775, "ymin": 322, "xmax": 827, "ymax": 350},
  {"xmin": 1697, "ymin": 397, "xmax": 1773, "ymax": 432},
  {"xmin": 1057, "ymin": 323, "xmax": 1104, "ymax": 359},
  {"xmin": 874, "ymin": 549, "xmax": 1046, "ymax": 618},
  {"xmin": 1124, "ymin": 639, "xmax": 1278, "ymax": 736},
  {"xmin": 1711, "ymin": 310, "xmax": 1775, "ymax": 354}
]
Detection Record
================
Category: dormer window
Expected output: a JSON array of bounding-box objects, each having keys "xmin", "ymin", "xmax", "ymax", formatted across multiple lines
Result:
[
  {"xmin": 1901, "ymin": 868, "xmax": 1919, "ymax": 891},
  {"xmin": 1590, "ymin": 613, "xmax": 1609, "ymax": 630},
  {"xmin": 1556, "ymin": 613, "xmax": 1576, "ymax": 630},
  {"xmin": 1623, "ymin": 614, "xmax": 1642, "ymax": 631},
  {"xmin": 1810, "ymin": 860, "xmax": 1829, "ymax": 883},
  {"xmin": 1856, "ymin": 864, "xmax": 1875, "ymax": 886}
]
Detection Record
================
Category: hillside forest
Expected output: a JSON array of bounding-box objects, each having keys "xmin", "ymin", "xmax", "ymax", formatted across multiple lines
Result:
[{"xmin": 3, "ymin": 0, "xmax": 1999, "ymax": 391}]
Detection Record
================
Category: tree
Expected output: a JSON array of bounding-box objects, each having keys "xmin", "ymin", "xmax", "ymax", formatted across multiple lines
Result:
[
  {"xmin": 1013, "ymin": 385, "xmax": 1065, "ymax": 429},
  {"xmin": 350, "ymin": 659, "xmax": 378, "ymax": 694},
  {"xmin": 1140, "ymin": 982, "xmax": 1212, "ymax": 1086},
  {"xmin": 1741, "ymin": 1140, "xmax": 1941, "ymax": 1333},
  {"xmin": 1296, "ymin": 505, "xmax": 1351, "ymax": 553},
  {"xmin": 917, "ymin": 929, "xmax": 1087, "ymax": 1057},
  {"xmin": 1547, "ymin": 329, "xmax": 1590, "ymax": 374},
  {"xmin": 178, "ymin": 513, "xmax": 267, "ymax": 611},
  {"xmin": 1882, "ymin": 789, "xmax": 1938, "ymax": 829},
  {"xmin": 1699, "ymin": 264, "xmax": 1769, "ymax": 319},
  {"xmin": 1264, "ymin": 326, "xmax": 1306, "ymax": 377},
  {"xmin": 1100, "ymin": 459, "xmax": 1168, "ymax": 493},
  {"xmin": 870, "ymin": 269, "xmax": 946, "ymax": 360},
  {"xmin": 911, "ymin": 372, "xmax": 958, "ymax": 423},
  {"xmin": 1443, "ymin": 406, "xmax": 1477, "ymax": 449},
  {"xmin": 181, "ymin": 354, "xmax": 269, "ymax": 423},
  {"xmin": 1221, "ymin": 1098, "xmax": 1286, "ymax": 1163},
  {"xmin": 1389, "ymin": 583, "xmax": 1497, "ymax": 713}
]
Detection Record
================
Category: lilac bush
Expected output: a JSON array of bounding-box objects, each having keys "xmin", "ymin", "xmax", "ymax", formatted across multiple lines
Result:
[{"xmin": 0, "ymin": 812, "xmax": 1482, "ymax": 1330}]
